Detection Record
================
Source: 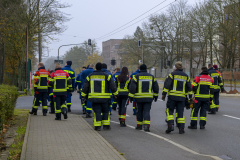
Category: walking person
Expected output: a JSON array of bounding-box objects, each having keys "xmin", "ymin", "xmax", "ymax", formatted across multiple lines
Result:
[
  {"xmin": 129, "ymin": 64, "xmax": 159, "ymax": 132},
  {"xmin": 115, "ymin": 67, "xmax": 131, "ymax": 127},
  {"xmin": 49, "ymin": 63, "xmax": 72, "ymax": 120},
  {"xmin": 81, "ymin": 63, "xmax": 118, "ymax": 131}
]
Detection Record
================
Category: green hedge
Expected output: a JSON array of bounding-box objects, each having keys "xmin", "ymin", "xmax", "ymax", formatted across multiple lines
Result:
[{"xmin": 0, "ymin": 85, "xmax": 19, "ymax": 134}]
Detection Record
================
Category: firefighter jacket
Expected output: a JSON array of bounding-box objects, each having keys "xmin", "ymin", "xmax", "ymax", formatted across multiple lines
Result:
[
  {"xmin": 81, "ymin": 70, "xmax": 118, "ymax": 103},
  {"xmin": 62, "ymin": 65, "xmax": 75, "ymax": 89},
  {"xmin": 34, "ymin": 67, "xmax": 49, "ymax": 92},
  {"xmin": 129, "ymin": 70, "xmax": 159, "ymax": 103},
  {"xmin": 208, "ymin": 67, "xmax": 223, "ymax": 91},
  {"xmin": 48, "ymin": 68, "xmax": 72, "ymax": 96},
  {"xmin": 115, "ymin": 76, "xmax": 131, "ymax": 96},
  {"xmin": 191, "ymin": 71, "xmax": 214, "ymax": 101},
  {"xmin": 80, "ymin": 68, "xmax": 95, "ymax": 88},
  {"xmin": 215, "ymin": 69, "xmax": 223, "ymax": 83},
  {"xmin": 162, "ymin": 69, "xmax": 192, "ymax": 101},
  {"xmin": 130, "ymin": 69, "xmax": 139, "ymax": 79},
  {"xmin": 113, "ymin": 71, "xmax": 121, "ymax": 81}
]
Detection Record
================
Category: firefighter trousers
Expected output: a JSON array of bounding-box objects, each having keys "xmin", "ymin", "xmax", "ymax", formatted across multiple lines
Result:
[
  {"xmin": 136, "ymin": 102, "xmax": 151, "ymax": 127},
  {"xmin": 133, "ymin": 99, "xmax": 137, "ymax": 114},
  {"xmin": 54, "ymin": 95, "xmax": 67, "ymax": 119},
  {"xmin": 66, "ymin": 90, "xmax": 72, "ymax": 108},
  {"xmin": 33, "ymin": 92, "xmax": 48, "ymax": 111},
  {"xmin": 112, "ymin": 97, "xmax": 117, "ymax": 110},
  {"xmin": 190, "ymin": 100, "xmax": 209, "ymax": 127},
  {"xmin": 117, "ymin": 95, "xmax": 128, "ymax": 122},
  {"xmin": 92, "ymin": 102, "xmax": 110, "ymax": 127},
  {"xmin": 210, "ymin": 91, "xmax": 219, "ymax": 112},
  {"xmin": 166, "ymin": 97, "xmax": 185, "ymax": 128}
]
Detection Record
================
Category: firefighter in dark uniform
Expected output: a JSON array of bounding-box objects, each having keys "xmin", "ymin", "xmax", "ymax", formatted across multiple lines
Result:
[
  {"xmin": 213, "ymin": 64, "xmax": 224, "ymax": 112},
  {"xmin": 188, "ymin": 66, "xmax": 214, "ymax": 129},
  {"xmin": 48, "ymin": 70, "xmax": 55, "ymax": 114},
  {"xmin": 208, "ymin": 64, "xmax": 224, "ymax": 114},
  {"xmin": 49, "ymin": 63, "xmax": 72, "ymax": 120},
  {"xmin": 130, "ymin": 66, "xmax": 140, "ymax": 115},
  {"xmin": 129, "ymin": 64, "xmax": 159, "ymax": 132},
  {"xmin": 81, "ymin": 63, "xmax": 118, "ymax": 131},
  {"xmin": 115, "ymin": 67, "xmax": 131, "ymax": 127},
  {"xmin": 30, "ymin": 62, "xmax": 49, "ymax": 116},
  {"xmin": 162, "ymin": 61, "xmax": 193, "ymax": 134},
  {"xmin": 112, "ymin": 67, "xmax": 121, "ymax": 111},
  {"xmin": 62, "ymin": 61, "xmax": 75, "ymax": 112}
]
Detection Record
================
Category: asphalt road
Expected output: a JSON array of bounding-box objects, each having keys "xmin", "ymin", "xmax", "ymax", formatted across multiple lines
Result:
[{"xmin": 16, "ymin": 92, "xmax": 240, "ymax": 160}]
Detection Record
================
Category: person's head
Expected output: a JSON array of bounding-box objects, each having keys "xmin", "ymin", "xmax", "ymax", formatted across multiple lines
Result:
[
  {"xmin": 89, "ymin": 64, "xmax": 94, "ymax": 68},
  {"xmin": 118, "ymin": 67, "xmax": 129, "ymax": 83},
  {"xmin": 213, "ymin": 64, "xmax": 218, "ymax": 69},
  {"xmin": 55, "ymin": 63, "xmax": 61, "ymax": 69},
  {"xmin": 82, "ymin": 66, "xmax": 86, "ymax": 71},
  {"xmin": 140, "ymin": 64, "xmax": 147, "ymax": 71},
  {"xmin": 208, "ymin": 63, "xmax": 212, "ymax": 69},
  {"xmin": 66, "ymin": 61, "xmax": 72, "ymax": 66},
  {"xmin": 173, "ymin": 66, "xmax": 176, "ymax": 71},
  {"xmin": 201, "ymin": 66, "xmax": 208, "ymax": 72},
  {"xmin": 102, "ymin": 63, "xmax": 107, "ymax": 69},
  {"xmin": 95, "ymin": 62, "xmax": 102, "ymax": 71},
  {"xmin": 175, "ymin": 61, "xmax": 183, "ymax": 70},
  {"xmin": 38, "ymin": 62, "xmax": 44, "ymax": 69}
]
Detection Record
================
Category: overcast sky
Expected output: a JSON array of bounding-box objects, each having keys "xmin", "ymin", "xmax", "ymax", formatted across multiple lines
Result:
[{"xmin": 45, "ymin": 0, "xmax": 203, "ymax": 59}]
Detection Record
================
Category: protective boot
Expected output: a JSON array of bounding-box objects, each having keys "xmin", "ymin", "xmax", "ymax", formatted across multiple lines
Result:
[
  {"xmin": 200, "ymin": 125, "xmax": 205, "ymax": 129},
  {"xmin": 43, "ymin": 109, "xmax": 48, "ymax": 116},
  {"xmin": 103, "ymin": 125, "xmax": 111, "ymax": 130},
  {"xmin": 135, "ymin": 125, "xmax": 142, "ymax": 130},
  {"xmin": 50, "ymin": 103, "xmax": 55, "ymax": 114},
  {"xmin": 62, "ymin": 107, "xmax": 68, "ymax": 119},
  {"xmin": 179, "ymin": 128, "xmax": 185, "ymax": 134},
  {"xmin": 67, "ymin": 105, "xmax": 71, "ymax": 112},
  {"xmin": 86, "ymin": 113, "xmax": 92, "ymax": 118},
  {"xmin": 55, "ymin": 113, "xmax": 61, "ymax": 120},
  {"xmin": 95, "ymin": 126, "xmax": 101, "ymax": 131},
  {"xmin": 165, "ymin": 124, "xmax": 174, "ymax": 133},
  {"xmin": 143, "ymin": 124, "xmax": 150, "ymax": 132},
  {"xmin": 29, "ymin": 108, "xmax": 37, "ymax": 115},
  {"xmin": 120, "ymin": 120, "xmax": 126, "ymax": 127},
  {"xmin": 82, "ymin": 110, "xmax": 86, "ymax": 114}
]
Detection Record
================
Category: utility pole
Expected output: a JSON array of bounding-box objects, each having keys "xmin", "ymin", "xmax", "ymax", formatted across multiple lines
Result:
[
  {"xmin": 142, "ymin": 45, "xmax": 144, "ymax": 64},
  {"xmin": 190, "ymin": 26, "xmax": 193, "ymax": 78},
  {"xmin": 38, "ymin": 0, "xmax": 42, "ymax": 62}
]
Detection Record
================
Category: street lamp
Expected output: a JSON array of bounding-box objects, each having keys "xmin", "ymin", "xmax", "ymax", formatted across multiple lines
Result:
[{"xmin": 57, "ymin": 40, "xmax": 91, "ymax": 61}]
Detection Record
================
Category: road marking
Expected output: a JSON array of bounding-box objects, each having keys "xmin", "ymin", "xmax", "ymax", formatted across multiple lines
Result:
[
  {"xmin": 223, "ymin": 115, "xmax": 240, "ymax": 120},
  {"xmin": 126, "ymin": 114, "xmax": 130, "ymax": 117},
  {"xmin": 158, "ymin": 99, "xmax": 163, "ymax": 101},
  {"xmin": 110, "ymin": 120, "xmax": 222, "ymax": 160}
]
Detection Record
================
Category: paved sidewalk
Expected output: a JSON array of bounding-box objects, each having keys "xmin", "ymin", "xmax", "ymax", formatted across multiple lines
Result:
[{"xmin": 22, "ymin": 111, "xmax": 126, "ymax": 160}]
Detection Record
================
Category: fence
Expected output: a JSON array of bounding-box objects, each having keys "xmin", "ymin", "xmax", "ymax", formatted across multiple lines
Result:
[{"xmin": 0, "ymin": 59, "xmax": 32, "ymax": 91}]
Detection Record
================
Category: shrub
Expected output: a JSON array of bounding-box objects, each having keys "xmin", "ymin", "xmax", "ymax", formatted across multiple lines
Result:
[{"xmin": 0, "ymin": 85, "xmax": 19, "ymax": 134}]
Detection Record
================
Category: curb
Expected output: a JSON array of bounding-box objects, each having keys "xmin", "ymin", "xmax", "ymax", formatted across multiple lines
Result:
[
  {"xmin": 220, "ymin": 94, "xmax": 240, "ymax": 97},
  {"xmin": 20, "ymin": 110, "xmax": 31, "ymax": 160},
  {"xmin": 80, "ymin": 116, "xmax": 126, "ymax": 160}
]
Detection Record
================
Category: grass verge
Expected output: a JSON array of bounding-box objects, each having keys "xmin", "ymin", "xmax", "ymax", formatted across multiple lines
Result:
[{"xmin": 8, "ymin": 109, "xmax": 29, "ymax": 160}]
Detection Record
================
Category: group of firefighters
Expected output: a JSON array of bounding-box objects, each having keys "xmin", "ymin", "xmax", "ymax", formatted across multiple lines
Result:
[{"xmin": 30, "ymin": 60, "xmax": 224, "ymax": 134}]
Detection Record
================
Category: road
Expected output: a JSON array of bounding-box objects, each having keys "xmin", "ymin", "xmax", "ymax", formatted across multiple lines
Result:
[{"xmin": 16, "ymin": 92, "xmax": 240, "ymax": 160}]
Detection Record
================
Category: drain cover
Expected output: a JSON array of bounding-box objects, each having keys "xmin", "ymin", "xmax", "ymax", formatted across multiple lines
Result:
[{"xmin": 218, "ymin": 155, "xmax": 232, "ymax": 160}]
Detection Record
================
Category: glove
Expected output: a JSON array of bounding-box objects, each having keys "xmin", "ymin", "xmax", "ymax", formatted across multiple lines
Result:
[
  {"xmin": 129, "ymin": 97, "xmax": 133, "ymax": 103},
  {"xmin": 162, "ymin": 95, "xmax": 166, "ymax": 101},
  {"xmin": 221, "ymin": 87, "xmax": 225, "ymax": 93},
  {"xmin": 153, "ymin": 96, "xmax": 158, "ymax": 102},
  {"xmin": 189, "ymin": 98, "xmax": 194, "ymax": 104},
  {"xmin": 69, "ymin": 87, "xmax": 74, "ymax": 93}
]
